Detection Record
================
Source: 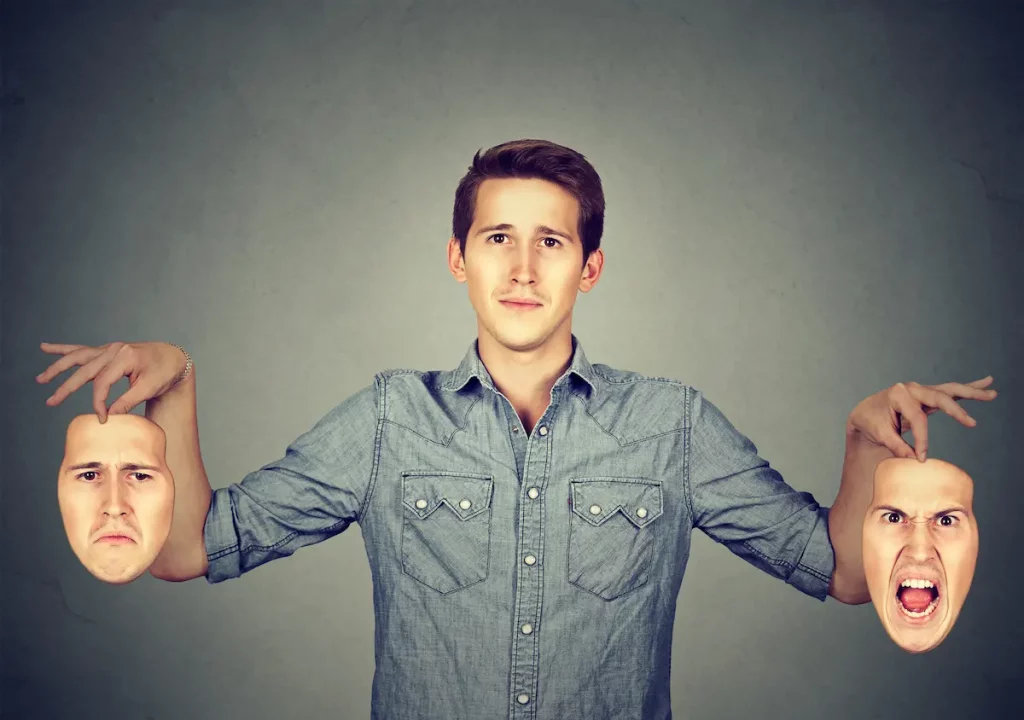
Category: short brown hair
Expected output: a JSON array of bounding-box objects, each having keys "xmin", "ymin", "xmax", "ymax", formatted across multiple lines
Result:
[{"xmin": 452, "ymin": 139, "xmax": 605, "ymax": 264}]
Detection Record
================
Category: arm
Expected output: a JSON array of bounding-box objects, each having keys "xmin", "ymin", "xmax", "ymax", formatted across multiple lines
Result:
[
  {"xmin": 687, "ymin": 389, "xmax": 836, "ymax": 602},
  {"xmin": 826, "ymin": 428, "xmax": 893, "ymax": 605},
  {"xmin": 146, "ymin": 369, "xmax": 213, "ymax": 581}
]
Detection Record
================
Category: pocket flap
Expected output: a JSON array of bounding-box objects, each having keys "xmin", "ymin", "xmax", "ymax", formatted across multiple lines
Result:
[
  {"xmin": 402, "ymin": 472, "xmax": 494, "ymax": 521},
  {"xmin": 570, "ymin": 478, "xmax": 663, "ymax": 528}
]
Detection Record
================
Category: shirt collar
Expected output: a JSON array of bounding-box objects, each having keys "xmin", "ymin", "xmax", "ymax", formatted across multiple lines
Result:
[{"xmin": 443, "ymin": 334, "xmax": 597, "ymax": 395}]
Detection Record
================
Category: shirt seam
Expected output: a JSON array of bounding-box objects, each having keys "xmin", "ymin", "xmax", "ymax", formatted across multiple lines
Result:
[
  {"xmin": 358, "ymin": 373, "xmax": 387, "ymax": 521},
  {"xmin": 682, "ymin": 385, "xmax": 695, "ymax": 521}
]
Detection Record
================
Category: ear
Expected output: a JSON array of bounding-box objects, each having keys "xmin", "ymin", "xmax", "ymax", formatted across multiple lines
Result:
[
  {"xmin": 447, "ymin": 237, "xmax": 467, "ymax": 282},
  {"xmin": 578, "ymin": 248, "xmax": 605, "ymax": 293}
]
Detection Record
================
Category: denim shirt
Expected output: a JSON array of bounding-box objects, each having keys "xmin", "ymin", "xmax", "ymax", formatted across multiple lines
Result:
[{"xmin": 204, "ymin": 336, "xmax": 835, "ymax": 720}]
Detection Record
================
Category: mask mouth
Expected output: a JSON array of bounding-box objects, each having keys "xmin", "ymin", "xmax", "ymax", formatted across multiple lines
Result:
[{"xmin": 893, "ymin": 577, "xmax": 942, "ymax": 622}]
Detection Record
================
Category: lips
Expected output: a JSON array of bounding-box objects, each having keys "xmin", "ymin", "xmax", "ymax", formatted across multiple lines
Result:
[
  {"xmin": 499, "ymin": 298, "xmax": 542, "ymax": 312},
  {"xmin": 96, "ymin": 531, "xmax": 136, "ymax": 544}
]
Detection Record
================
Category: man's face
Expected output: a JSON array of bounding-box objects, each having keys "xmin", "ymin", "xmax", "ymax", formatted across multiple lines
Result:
[
  {"xmin": 862, "ymin": 457, "xmax": 978, "ymax": 653},
  {"xmin": 57, "ymin": 414, "xmax": 174, "ymax": 584},
  {"xmin": 448, "ymin": 177, "xmax": 603, "ymax": 353}
]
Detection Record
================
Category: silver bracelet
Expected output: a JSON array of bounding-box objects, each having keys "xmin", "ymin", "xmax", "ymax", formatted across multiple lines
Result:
[{"xmin": 170, "ymin": 343, "xmax": 193, "ymax": 384}]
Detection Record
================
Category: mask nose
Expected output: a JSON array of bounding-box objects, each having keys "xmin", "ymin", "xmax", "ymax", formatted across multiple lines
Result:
[
  {"xmin": 904, "ymin": 522, "xmax": 938, "ymax": 562},
  {"xmin": 102, "ymin": 476, "xmax": 129, "ymax": 517}
]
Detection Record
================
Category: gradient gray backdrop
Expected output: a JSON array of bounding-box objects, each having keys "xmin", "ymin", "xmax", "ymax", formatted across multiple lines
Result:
[{"xmin": 2, "ymin": 1, "xmax": 1022, "ymax": 718}]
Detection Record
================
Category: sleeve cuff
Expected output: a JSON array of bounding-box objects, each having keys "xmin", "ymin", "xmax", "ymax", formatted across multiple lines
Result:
[
  {"xmin": 203, "ymin": 487, "xmax": 242, "ymax": 585},
  {"xmin": 788, "ymin": 504, "xmax": 836, "ymax": 602}
]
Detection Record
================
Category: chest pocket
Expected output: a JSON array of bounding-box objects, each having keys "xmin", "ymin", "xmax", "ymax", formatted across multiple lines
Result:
[
  {"xmin": 401, "ymin": 471, "xmax": 494, "ymax": 594},
  {"xmin": 567, "ymin": 478, "xmax": 663, "ymax": 601}
]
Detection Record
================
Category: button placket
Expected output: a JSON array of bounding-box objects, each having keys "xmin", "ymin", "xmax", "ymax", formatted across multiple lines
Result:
[{"xmin": 511, "ymin": 413, "xmax": 555, "ymax": 718}]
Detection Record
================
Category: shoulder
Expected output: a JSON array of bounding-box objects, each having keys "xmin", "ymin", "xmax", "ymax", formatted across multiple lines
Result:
[
  {"xmin": 582, "ymin": 363, "xmax": 699, "ymax": 444},
  {"xmin": 372, "ymin": 367, "xmax": 480, "ymax": 445}
]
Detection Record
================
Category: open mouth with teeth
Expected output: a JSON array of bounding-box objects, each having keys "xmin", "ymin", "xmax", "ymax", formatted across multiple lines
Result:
[{"xmin": 894, "ymin": 578, "xmax": 941, "ymax": 621}]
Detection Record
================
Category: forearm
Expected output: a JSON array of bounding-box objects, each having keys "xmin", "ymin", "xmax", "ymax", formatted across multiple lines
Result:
[
  {"xmin": 145, "ymin": 369, "xmax": 212, "ymax": 581},
  {"xmin": 827, "ymin": 425, "xmax": 894, "ymax": 604}
]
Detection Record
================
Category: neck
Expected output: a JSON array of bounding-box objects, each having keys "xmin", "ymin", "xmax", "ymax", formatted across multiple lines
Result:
[{"xmin": 476, "ymin": 327, "xmax": 574, "ymax": 431}]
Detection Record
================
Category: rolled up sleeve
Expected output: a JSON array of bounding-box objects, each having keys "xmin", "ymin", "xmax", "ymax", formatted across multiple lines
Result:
[
  {"xmin": 686, "ymin": 389, "xmax": 835, "ymax": 601},
  {"xmin": 204, "ymin": 381, "xmax": 380, "ymax": 584}
]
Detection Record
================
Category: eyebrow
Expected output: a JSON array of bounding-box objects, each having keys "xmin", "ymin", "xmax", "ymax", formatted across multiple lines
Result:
[
  {"xmin": 475, "ymin": 223, "xmax": 575, "ymax": 242},
  {"xmin": 65, "ymin": 461, "xmax": 162, "ymax": 473},
  {"xmin": 871, "ymin": 504, "xmax": 970, "ymax": 517}
]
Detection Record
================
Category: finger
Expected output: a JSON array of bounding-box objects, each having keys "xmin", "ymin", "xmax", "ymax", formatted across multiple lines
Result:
[
  {"xmin": 39, "ymin": 342, "xmax": 87, "ymax": 354},
  {"xmin": 107, "ymin": 380, "xmax": 157, "ymax": 417},
  {"xmin": 930, "ymin": 380, "xmax": 997, "ymax": 402},
  {"xmin": 46, "ymin": 343, "xmax": 122, "ymax": 407},
  {"xmin": 92, "ymin": 352, "xmax": 131, "ymax": 422},
  {"xmin": 907, "ymin": 383, "xmax": 977, "ymax": 427},
  {"xmin": 37, "ymin": 347, "xmax": 105, "ymax": 384},
  {"xmin": 893, "ymin": 384, "xmax": 930, "ymax": 461}
]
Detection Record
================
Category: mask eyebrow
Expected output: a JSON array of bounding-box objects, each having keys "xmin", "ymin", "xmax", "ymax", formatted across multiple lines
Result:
[
  {"xmin": 871, "ymin": 504, "xmax": 970, "ymax": 519},
  {"xmin": 65, "ymin": 461, "xmax": 162, "ymax": 473}
]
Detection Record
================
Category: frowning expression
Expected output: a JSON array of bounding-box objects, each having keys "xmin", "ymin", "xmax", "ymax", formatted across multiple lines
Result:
[
  {"xmin": 862, "ymin": 457, "xmax": 978, "ymax": 653},
  {"xmin": 57, "ymin": 414, "xmax": 174, "ymax": 584}
]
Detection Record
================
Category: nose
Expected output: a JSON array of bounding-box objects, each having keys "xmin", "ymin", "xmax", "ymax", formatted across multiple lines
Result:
[
  {"xmin": 102, "ymin": 477, "xmax": 129, "ymax": 517},
  {"xmin": 904, "ymin": 523, "xmax": 938, "ymax": 562},
  {"xmin": 509, "ymin": 244, "xmax": 537, "ymax": 285}
]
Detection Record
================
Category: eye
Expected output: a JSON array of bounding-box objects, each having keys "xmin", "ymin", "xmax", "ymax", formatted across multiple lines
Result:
[
  {"xmin": 884, "ymin": 511, "xmax": 902, "ymax": 524},
  {"xmin": 938, "ymin": 515, "xmax": 959, "ymax": 527},
  {"xmin": 541, "ymin": 237, "xmax": 562, "ymax": 248},
  {"xmin": 488, "ymin": 233, "xmax": 509, "ymax": 244},
  {"xmin": 77, "ymin": 471, "xmax": 98, "ymax": 482},
  {"xmin": 131, "ymin": 472, "xmax": 153, "ymax": 482}
]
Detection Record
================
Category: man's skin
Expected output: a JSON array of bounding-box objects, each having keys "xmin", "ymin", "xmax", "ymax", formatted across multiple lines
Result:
[
  {"xmin": 863, "ymin": 457, "xmax": 978, "ymax": 653},
  {"xmin": 35, "ymin": 175, "xmax": 998, "ymax": 600},
  {"xmin": 57, "ymin": 413, "xmax": 175, "ymax": 584}
]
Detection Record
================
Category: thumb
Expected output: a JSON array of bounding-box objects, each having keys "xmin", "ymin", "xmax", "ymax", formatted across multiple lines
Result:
[
  {"xmin": 875, "ymin": 422, "xmax": 918, "ymax": 460},
  {"xmin": 107, "ymin": 383, "xmax": 157, "ymax": 416}
]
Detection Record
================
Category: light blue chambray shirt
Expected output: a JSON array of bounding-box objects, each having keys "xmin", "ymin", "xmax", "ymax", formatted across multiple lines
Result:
[{"xmin": 204, "ymin": 336, "xmax": 835, "ymax": 720}]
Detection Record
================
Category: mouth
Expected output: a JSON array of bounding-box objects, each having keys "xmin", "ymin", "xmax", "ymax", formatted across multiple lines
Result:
[
  {"xmin": 499, "ymin": 300, "xmax": 542, "ymax": 311},
  {"xmin": 96, "ymin": 533, "xmax": 136, "ymax": 545},
  {"xmin": 892, "ymin": 576, "xmax": 942, "ymax": 624}
]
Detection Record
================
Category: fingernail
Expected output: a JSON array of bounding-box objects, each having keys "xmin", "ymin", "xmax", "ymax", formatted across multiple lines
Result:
[{"xmin": 919, "ymin": 451, "xmax": 927, "ymax": 462}]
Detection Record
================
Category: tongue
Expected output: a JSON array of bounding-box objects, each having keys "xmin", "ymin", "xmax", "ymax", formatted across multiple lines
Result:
[{"xmin": 900, "ymin": 587, "xmax": 933, "ymax": 612}]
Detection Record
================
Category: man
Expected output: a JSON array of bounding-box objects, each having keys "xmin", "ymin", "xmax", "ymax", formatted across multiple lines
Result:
[
  {"xmin": 36, "ymin": 139, "xmax": 997, "ymax": 719},
  {"xmin": 863, "ymin": 457, "xmax": 979, "ymax": 654},
  {"xmin": 57, "ymin": 413, "xmax": 175, "ymax": 584}
]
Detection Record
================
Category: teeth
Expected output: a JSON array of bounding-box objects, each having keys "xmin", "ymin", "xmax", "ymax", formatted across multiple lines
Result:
[{"xmin": 900, "ymin": 578, "xmax": 935, "ymax": 589}]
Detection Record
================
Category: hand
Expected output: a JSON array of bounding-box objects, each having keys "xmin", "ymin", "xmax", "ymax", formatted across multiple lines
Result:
[
  {"xmin": 36, "ymin": 341, "xmax": 189, "ymax": 422},
  {"xmin": 847, "ymin": 376, "xmax": 998, "ymax": 461}
]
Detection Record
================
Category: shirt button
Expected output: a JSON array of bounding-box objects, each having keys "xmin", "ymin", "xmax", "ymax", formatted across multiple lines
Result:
[
  {"xmin": 415, "ymin": 499, "xmax": 427, "ymax": 509},
  {"xmin": 589, "ymin": 504, "xmax": 602, "ymax": 515},
  {"xmin": 521, "ymin": 623, "xmax": 534, "ymax": 635},
  {"xmin": 527, "ymin": 487, "xmax": 539, "ymax": 499},
  {"xmin": 516, "ymin": 694, "xmax": 530, "ymax": 705},
  {"xmin": 459, "ymin": 499, "xmax": 472, "ymax": 510},
  {"xmin": 512, "ymin": 426, "xmax": 519, "ymax": 433},
  {"xmin": 538, "ymin": 426, "xmax": 548, "ymax": 436},
  {"xmin": 637, "ymin": 507, "xmax": 648, "ymax": 519},
  {"xmin": 524, "ymin": 554, "xmax": 537, "ymax": 566}
]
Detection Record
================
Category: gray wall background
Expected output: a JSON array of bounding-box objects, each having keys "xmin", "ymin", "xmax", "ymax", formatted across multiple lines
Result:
[{"xmin": 2, "ymin": 1, "xmax": 1021, "ymax": 718}]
